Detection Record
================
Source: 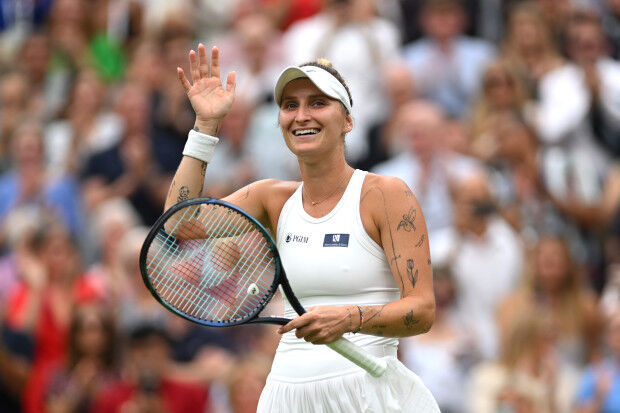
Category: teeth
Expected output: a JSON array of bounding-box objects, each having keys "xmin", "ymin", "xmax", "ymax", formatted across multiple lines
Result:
[{"xmin": 294, "ymin": 129, "xmax": 319, "ymax": 136}]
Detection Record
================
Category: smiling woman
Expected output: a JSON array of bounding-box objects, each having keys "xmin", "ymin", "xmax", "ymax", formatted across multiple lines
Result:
[{"xmin": 164, "ymin": 44, "xmax": 438, "ymax": 412}]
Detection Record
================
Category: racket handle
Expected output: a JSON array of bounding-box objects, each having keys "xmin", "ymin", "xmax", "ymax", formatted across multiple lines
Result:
[{"xmin": 327, "ymin": 337, "xmax": 387, "ymax": 378}]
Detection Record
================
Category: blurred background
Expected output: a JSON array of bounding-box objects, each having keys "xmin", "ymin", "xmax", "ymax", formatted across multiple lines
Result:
[{"xmin": 0, "ymin": 0, "xmax": 619, "ymax": 412}]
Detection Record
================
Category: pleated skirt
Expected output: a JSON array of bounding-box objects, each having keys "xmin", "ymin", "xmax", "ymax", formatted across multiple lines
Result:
[{"xmin": 257, "ymin": 357, "xmax": 440, "ymax": 413}]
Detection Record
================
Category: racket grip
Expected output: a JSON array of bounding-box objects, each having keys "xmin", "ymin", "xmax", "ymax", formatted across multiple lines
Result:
[{"xmin": 327, "ymin": 338, "xmax": 387, "ymax": 378}]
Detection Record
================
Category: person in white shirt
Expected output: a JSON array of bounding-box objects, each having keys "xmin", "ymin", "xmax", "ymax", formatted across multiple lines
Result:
[
  {"xmin": 431, "ymin": 173, "xmax": 524, "ymax": 360},
  {"xmin": 535, "ymin": 10, "xmax": 620, "ymax": 204}
]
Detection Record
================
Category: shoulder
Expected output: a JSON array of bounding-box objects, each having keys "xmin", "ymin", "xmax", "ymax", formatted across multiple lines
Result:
[{"xmin": 360, "ymin": 173, "xmax": 418, "ymax": 219}]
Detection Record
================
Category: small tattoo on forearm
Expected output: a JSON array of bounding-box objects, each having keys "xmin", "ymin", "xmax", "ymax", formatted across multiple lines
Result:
[
  {"xmin": 241, "ymin": 186, "xmax": 250, "ymax": 200},
  {"xmin": 178, "ymin": 186, "xmax": 190, "ymax": 202},
  {"xmin": 402, "ymin": 310, "xmax": 419, "ymax": 329},
  {"xmin": 193, "ymin": 126, "xmax": 200, "ymax": 132},
  {"xmin": 397, "ymin": 208, "xmax": 416, "ymax": 232},
  {"xmin": 365, "ymin": 305, "xmax": 386, "ymax": 324},
  {"xmin": 200, "ymin": 162, "xmax": 207, "ymax": 176},
  {"xmin": 406, "ymin": 259, "xmax": 418, "ymax": 288},
  {"xmin": 427, "ymin": 258, "xmax": 432, "ymax": 266},
  {"xmin": 415, "ymin": 234, "xmax": 425, "ymax": 247},
  {"xmin": 405, "ymin": 190, "xmax": 413, "ymax": 198}
]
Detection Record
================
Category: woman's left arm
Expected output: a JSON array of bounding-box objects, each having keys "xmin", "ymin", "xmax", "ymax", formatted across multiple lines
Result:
[
  {"xmin": 353, "ymin": 176, "xmax": 435, "ymax": 337},
  {"xmin": 279, "ymin": 176, "xmax": 435, "ymax": 343}
]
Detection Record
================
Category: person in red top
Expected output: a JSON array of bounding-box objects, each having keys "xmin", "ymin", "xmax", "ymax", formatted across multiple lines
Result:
[
  {"xmin": 91, "ymin": 324, "xmax": 210, "ymax": 413},
  {"xmin": 4, "ymin": 220, "xmax": 100, "ymax": 413}
]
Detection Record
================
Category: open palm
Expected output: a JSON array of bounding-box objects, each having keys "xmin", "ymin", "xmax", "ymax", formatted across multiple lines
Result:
[{"xmin": 178, "ymin": 44, "xmax": 236, "ymax": 131}]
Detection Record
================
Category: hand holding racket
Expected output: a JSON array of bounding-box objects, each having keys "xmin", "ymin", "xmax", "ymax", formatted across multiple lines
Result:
[{"xmin": 139, "ymin": 198, "xmax": 387, "ymax": 377}]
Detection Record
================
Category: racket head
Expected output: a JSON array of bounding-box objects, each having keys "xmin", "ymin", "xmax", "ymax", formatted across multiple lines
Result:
[{"xmin": 139, "ymin": 198, "xmax": 283, "ymax": 327}]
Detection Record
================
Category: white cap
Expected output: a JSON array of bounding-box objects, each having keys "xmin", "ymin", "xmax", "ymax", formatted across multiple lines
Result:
[{"xmin": 274, "ymin": 65, "xmax": 352, "ymax": 114}]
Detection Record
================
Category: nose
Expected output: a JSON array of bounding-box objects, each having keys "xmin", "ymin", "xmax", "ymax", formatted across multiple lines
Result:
[{"xmin": 295, "ymin": 104, "xmax": 311, "ymax": 123}]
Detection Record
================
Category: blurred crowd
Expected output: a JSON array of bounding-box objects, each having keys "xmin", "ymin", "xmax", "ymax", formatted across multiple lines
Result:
[{"xmin": 0, "ymin": 0, "xmax": 619, "ymax": 412}]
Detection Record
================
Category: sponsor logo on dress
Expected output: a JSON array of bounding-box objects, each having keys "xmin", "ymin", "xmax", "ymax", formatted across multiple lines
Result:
[
  {"xmin": 323, "ymin": 234, "xmax": 350, "ymax": 247},
  {"xmin": 285, "ymin": 233, "xmax": 309, "ymax": 244}
]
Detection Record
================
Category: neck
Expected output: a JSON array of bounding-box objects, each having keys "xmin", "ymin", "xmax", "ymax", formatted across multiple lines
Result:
[{"xmin": 298, "ymin": 149, "xmax": 353, "ymax": 205}]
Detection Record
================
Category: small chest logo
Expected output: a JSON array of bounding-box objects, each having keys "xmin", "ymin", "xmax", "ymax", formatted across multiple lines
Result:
[
  {"xmin": 323, "ymin": 234, "xmax": 350, "ymax": 247},
  {"xmin": 285, "ymin": 233, "xmax": 309, "ymax": 244}
]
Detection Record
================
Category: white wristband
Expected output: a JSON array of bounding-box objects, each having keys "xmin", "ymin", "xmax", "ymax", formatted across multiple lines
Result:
[{"xmin": 183, "ymin": 129, "xmax": 219, "ymax": 163}]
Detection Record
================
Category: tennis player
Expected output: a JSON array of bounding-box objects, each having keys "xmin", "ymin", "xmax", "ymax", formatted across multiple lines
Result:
[{"xmin": 167, "ymin": 44, "xmax": 439, "ymax": 412}]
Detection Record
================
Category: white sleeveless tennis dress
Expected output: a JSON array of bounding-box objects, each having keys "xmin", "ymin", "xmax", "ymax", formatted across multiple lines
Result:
[{"xmin": 257, "ymin": 169, "xmax": 439, "ymax": 413}]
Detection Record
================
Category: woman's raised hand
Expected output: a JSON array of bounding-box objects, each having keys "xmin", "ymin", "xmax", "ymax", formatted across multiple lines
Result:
[{"xmin": 177, "ymin": 44, "xmax": 236, "ymax": 135}]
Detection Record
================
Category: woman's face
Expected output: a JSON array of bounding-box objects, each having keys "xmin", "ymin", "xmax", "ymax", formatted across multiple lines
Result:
[
  {"xmin": 278, "ymin": 78, "xmax": 352, "ymax": 159},
  {"xmin": 75, "ymin": 307, "xmax": 108, "ymax": 357},
  {"xmin": 535, "ymin": 239, "xmax": 569, "ymax": 292},
  {"xmin": 483, "ymin": 67, "xmax": 517, "ymax": 109}
]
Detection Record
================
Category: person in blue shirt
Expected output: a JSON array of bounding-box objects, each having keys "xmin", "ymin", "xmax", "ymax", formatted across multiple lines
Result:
[{"xmin": 576, "ymin": 310, "xmax": 620, "ymax": 413}]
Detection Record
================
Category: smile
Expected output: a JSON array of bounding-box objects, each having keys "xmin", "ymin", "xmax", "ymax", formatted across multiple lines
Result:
[{"xmin": 293, "ymin": 128, "xmax": 320, "ymax": 136}]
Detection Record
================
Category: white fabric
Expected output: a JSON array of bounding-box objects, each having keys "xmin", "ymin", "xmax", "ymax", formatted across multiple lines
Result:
[
  {"xmin": 535, "ymin": 59, "xmax": 620, "ymax": 203},
  {"xmin": 430, "ymin": 219, "xmax": 523, "ymax": 360},
  {"xmin": 274, "ymin": 65, "xmax": 352, "ymax": 113},
  {"xmin": 182, "ymin": 129, "xmax": 219, "ymax": 163},
  {"xmin": 258, "ymin": 169, "xmax": 438, "ymax": 411},
  {"xmin": 44, "ymin": 113, "xmax": 122, "ymax": 176},
  {"xmin": 258, "ymin": 358, "xmax": 439, "ymax": 413}
]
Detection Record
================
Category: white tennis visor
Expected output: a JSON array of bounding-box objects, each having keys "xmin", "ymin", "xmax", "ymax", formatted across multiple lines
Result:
[{"xmin": 274, "ymin": 65, "xmax": 352, "ymax": 114}]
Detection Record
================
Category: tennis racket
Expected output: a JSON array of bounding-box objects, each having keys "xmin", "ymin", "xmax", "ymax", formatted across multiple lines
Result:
[{"xmin": 139, "ymin": 197, "xmax": 387, "ymax": 377}]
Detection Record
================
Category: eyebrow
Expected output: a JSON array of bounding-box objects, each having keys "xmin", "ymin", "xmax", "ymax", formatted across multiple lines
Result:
[{"xmin": 281, "ymin": 94, "xmax": 331, "ymax": 102}]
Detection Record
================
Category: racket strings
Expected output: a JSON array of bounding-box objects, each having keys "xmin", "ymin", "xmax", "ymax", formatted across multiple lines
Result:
[{"xmin": 145, "ymin": 203, "xmax": 277, "ymax": 323}]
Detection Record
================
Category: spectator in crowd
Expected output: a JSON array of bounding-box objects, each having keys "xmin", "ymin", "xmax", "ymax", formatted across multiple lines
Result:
[
  {"xmin": 218, "ymin": 12, "xmax": 284, "ymax": 106},
  {"xmin": 485, "ymin": 115, "xmax": 568, "ymax": 245},
  {"xmin": 3, "ymin": 221, "xmax": 97, "ymax": 413},
  {"xmin": 115, "ymin": 227, "xmax": 169, "ymax": 333},
  {"xmin": 0, "ymin": 71, "xmax": 33, "ymax": 169},
  {"xmin": 431, "ymin": 173, "xmax": 523, "ymax": 360},
  {"xmin": 400, "ymin": 267, "xmax": 477, "ymax": 413},
  {"xmin": 357, "ymin": 61, "xmax": 417, "ymax": 171},
  {"xmin": 203, "ymin": 98, "xmax": 256, "ymax": 198},
  {"xmin": 498, "ymin": 236, "xmax": 602, "ymax": 369},
  {"xmin": 45, "ymin": 303, "xmax": 119, "ymax": 413},
  {"xmin": 81, "ymin": 82, "xmax": 171, "ymax": 226},
  {"xmin": 16, "ymin": 32, "xmax": 56, "ymax": 121},
  {"xmin": 0, "ymin": 123, "xmax": 83, "ymax": 235},
  {"xmin": 372, "ymin": 100, "xmax": 481, "ymax": 237},
  {"xmin": 467, "ymin": 309, "xmax": 579, "ymax": 413},
  {"xmin": 44, "ymin": 69, "xmax": 122, "ymax": 178},
  {"xmin": 575, "ymin": 309, "xmax": 620, "ymax": 413},
  {"xmin": 402, "ymin": 0, "xmax": 495, "ymax": 118},
  {"xmin": 81, "ymin": 198, "xmax": 141, "ymax": 304},
  {"xmin": 91, "ymin": 324, "xmax": 210, "ymax": 413},
  {"xmin": 501, "ymin": 1, "xmax": 564, "ymax": 101},
  {"xmin": 283, "ymin": 0, "xmax": 401, "ymax": 162},
  {"xmin": 535, "ymin": 11, "xmax": 620, "ymax": 205},
  {"xmin": 469, "ymin": 59, "xmax": 528, "ymax": 162},
  {"xmin": 0, "ymin": 309, "xmax": 32, "ymax": 413},
  {"xmin": 226, "ymin": 354, "xmax": 272, "ymax": 413},
  {"xmin": 602, "ymin": 0, "xmax": 620, "ymax": 59}
]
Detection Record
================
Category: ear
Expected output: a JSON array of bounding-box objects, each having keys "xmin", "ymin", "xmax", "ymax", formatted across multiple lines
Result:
[{"xmin": 343, "ymin": 114, "xmax": 353, "ymax": 134}]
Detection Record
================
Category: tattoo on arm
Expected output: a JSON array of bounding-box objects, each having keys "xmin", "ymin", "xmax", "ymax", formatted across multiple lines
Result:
[
  {"xmin": 177, "ymin": 186, "xmax": 190, "ymax": 203},
  {"xmin": 397, "ymin": 207, "xmax": 416, "ymax": 232},
  {"xmin": 364, "ymin": 304, "xmax": 386, "ymax": 324},
  {"xmin": 427, "ymin": 258, "xmax": 432, "ymax": 266},
  {"xmin": 241, "ymin": 186, "xmax": 250, "ymax": 200},
  {"xmin": 402, "ymin": 310, "xmax": 419, "ymax": 329},
  {"xmin": 406, "ymin": 259, "xmax": 418, "ymax": 289},
  {"xmin": 414, "ymin": 234, "xmax": 425, "ymax": 248},
  {"xmin": 376, "ymin": 187, "xmax": 406, "ymax": 292},
  {"xmin": 405, "ymin": 190, "xmax": 413, "ymax": 198},
  {"xmin": 200, "ymin": 162, "xmax": 207, "ymax": 177}
]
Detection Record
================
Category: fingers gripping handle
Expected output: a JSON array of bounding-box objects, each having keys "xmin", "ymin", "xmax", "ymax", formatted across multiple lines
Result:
[{"xmin": 327, "ymin": 338, "xmax": 387, "ymax": 378}]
